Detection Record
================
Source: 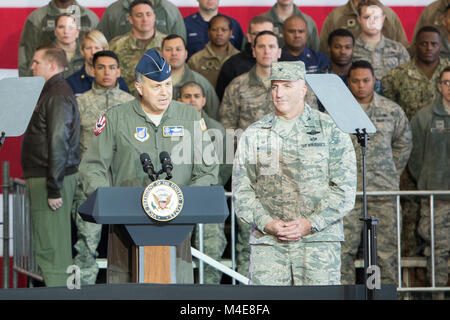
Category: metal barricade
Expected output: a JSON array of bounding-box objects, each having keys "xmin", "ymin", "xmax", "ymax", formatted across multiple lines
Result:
[
  {"xmin": 6, "ymin": 184, "xmax": 449, "ymax": 291},
  {"xmin": 11, "ymin": 178, "xmax": 42, "ymax": 287}
]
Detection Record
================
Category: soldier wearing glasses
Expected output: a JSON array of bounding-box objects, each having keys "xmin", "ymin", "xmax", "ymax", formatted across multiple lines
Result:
[{"xmin": 408, "ymin": 66, "xmax": 450, "ymax": 299}]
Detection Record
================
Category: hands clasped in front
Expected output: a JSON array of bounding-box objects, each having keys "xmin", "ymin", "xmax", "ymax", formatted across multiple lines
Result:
[{"xmin": 264, "ymin": 218, "xmax": 312, "ymax": 242}]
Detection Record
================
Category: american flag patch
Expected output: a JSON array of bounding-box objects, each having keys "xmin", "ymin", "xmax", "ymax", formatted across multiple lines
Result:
[{"xmin": 94, "ymin": 115, "xmax": 106, "ymax": 136}]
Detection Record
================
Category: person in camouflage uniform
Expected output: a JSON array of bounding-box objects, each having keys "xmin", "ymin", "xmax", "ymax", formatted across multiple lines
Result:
[
  {"xmin": 440, "ymin": 4, "xmax": 450, "ymax": 60},
  {"xmin": 188, "ymin": 15, "xmax": 240, "ymax": 89},
  {"xmin": 259, "ymin": 0, "xmax": 319, "ymax": 51},
  {"xmin": 161, "ymin": 34, "xmax": 220, "ymax": 120},
  {"xmin": 233, "ymin": 61, "xmax": 357, "ymax": 285},
  {"xmin": 409, "ymin": 66, "xmax": 450, "ymax": 294},
  {"xmin": 382, "ymin": 26, "xmax": 449, "ymax": 121},
  {"xmin": 73, "ymin": 51, "xmax": 135, "ymax": 285},
  {"xmin": 79, "ymin": 49, "xmax": 219, "ymax": 283},
  {"xmin": 219, "ymin": 31, "xmax": 281, "ymax": 277},
  {"xmin": 343, "ymin": 60, "xmax": 412, "ymax": 285},
  {"xmin": 97, "ymin": 0, "xmax": 186, "ymax": 42},
  {"xmin": 319, "ymin": 0, "xmax": 408, "ymax": 55},
  {"xmin": 352, "ymin": 2, "xmax": 410, "ymax": 80},
  {"xmin": 53, "ymin": 13, "xmax": 84, "ymax": 78},
  {"xmin": 412, "ymin": 0, "xmax": 450, "ymax": 50},
  {"xmin": 382, "ymin": 27, "xmax": 450, "ymax": 256},
  {"xmin": 18, "ymin": 0, "xmax": 98, "ymax": 77},
  {"xmin": 179, "ymin": 81, "xmax": 230, "ymax": 284},
  {"xmin": 219, "ymin": 31, "xmax": 280, "ymax": 132},
  {"xmin": 109, "ymin": 0, "xmax": 167, "ymax": 97}
]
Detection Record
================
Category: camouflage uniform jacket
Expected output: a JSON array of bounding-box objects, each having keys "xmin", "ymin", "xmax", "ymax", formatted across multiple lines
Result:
[
  {"xmin": 97, "ymin": 0, "xmax": 186, "ymax": 42},
  {"xmin": 382, "ymin": 58, "xmax": 450, "ymax": 120},
  {"xmin": 109, "ymin": 30, "xmax": 167, "ymax": 96},
  {"xmin": 188, "ymin": 42, "xmax": 240, "ymax": 88},
  {"xmin": 232, "ymin": 105, "xmax": 357, "ymax": 245},
  {"xmin": 408, "ymin": 97, "xmax": 450, "ymax": 198},
  {"xmin": 18, "ymin": 0, "xmax": 99, "ymax": 77},
  {"xmin": 440, "ymin": 34, "xmax": 450, "ymax": 60},
  {"xmin": 173, "ymin": 64, "xmax": 220, "ymax": 120},
  {"xmin": 319, "ymin": 0, "xmax": 408, "ymax": 54},
  {"xmin": 77, "ymin": 82, "xmax": 135, "ymax": 157},
  {"xmin": 352, "ymin": 93, "xmax": 412, "ymax": 192},
  {"xmin": 219, "ymin": 66, "xmax": 273, "ymax": 131},
  {"xmin": 57, "ymin": 40, "xmax": 84, "ymax": 79},
  {"xmin": 202, "ymin": 111, "xmax": 232, "ymax": 186},
  {"xmin": 261, "ymin": 4, "xmax": 319, "ymax": 51},
  {"xmin": 412, "ymin": 0, "xmax": 449, "ymax": 46},
  {"xmin": 353, "ymin": 35, "xmax": 410, "ymax": 79},
  {"xmin": 79, "ymin": 99, "xmax": 218, "ymax": 196}
]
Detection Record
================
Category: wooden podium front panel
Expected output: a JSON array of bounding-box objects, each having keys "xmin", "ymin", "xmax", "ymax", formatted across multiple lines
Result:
[{"xmin": 143, "ymin": 246, "xmax": 172, "ymax": 283}]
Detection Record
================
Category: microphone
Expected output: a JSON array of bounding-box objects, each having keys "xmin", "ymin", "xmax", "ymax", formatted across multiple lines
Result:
[
  {"xmin": 140, "ymin": 153, "xmax": 156, "ymax": 181},
  {"xmin": 159, "ymin": 151, "xmax": 173, "ymax": 180}
]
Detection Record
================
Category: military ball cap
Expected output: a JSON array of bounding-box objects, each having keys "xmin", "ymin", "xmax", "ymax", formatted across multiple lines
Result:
[
  {"xmin": 268, "ymin": 61, "xmax": 306, "ymax": 81},
  {"xmin": 135, "ymin": 49, "xmax": 172, "ymax": 82}
]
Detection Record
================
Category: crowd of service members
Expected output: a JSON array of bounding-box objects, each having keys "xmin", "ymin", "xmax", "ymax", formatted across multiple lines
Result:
[{"xmin": 17, "ymin": 0, "xmax": 449, "ymax": 297}]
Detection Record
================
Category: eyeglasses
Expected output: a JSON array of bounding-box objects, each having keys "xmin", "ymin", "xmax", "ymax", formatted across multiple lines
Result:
[{"xmin": 439, "ymin": 80, "xmax": 450, "ymax": 87}]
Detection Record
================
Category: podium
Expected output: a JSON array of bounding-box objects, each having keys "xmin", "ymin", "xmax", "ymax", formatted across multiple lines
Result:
[{"xmin": 78, "ymin": 185, "xmax": 228, "ymax": 284}]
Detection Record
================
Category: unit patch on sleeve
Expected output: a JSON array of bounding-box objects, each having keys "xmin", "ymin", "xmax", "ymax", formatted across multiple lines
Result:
[{"xmin": 94, "ymin": 115, "xmax": 106, "ymax": 136}]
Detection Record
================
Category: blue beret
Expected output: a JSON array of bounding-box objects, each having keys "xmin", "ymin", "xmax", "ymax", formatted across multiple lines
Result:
[{"xmin": 135, "ymin": 49, "xmax": 171, "ymax": 82}]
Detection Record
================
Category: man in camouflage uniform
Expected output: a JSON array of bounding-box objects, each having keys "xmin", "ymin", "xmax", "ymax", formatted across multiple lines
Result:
[
  {"xmin": 243, "ymin": 0, "xmax": 318, "ymax": 51},
  {"xmin": 220, "ymin": 30, "xmax": 280, "ymax": 277},
  {"xmin": 319, "ymin": 0, "xmax": 408, "ymax": 55},
  {"xmin": 216, "ymin": 15, "xmax": 274, "ymax": 101},
  {"xmin": 74, "ymin": 51, "xmax": 135, "ymax": 285},
  {"xmin": 352, "ymin": 1, "xmax": 410, "ymax": 80},
  {"xmin": 409, "ymin": 66, "xmax": 450, "ymax": 297},
  {"xmin": 382, "ymin": 27, "xmax": 450, "ymax": 256},
  {"xmin": 188, "ymin": 15, "xmax": 240, "ymax": 89},
  {"xmin": 179, "ymin": 81, "xmax": 231, "ymax": 284},
  {"xmin": 109, "ymin": 0, "xmax": 167, "ymax": 97},
  {"xmin": 233, "ymin": 60, "xmax": 357, "ymax": 285},
  {"xmin": 440, "ymin": 4, "xmax": 450, "ymax": 59},
  {"xmin": 79, "ymin": 49, "xmax": 219, "ymax": 283},
  {"xmin": 18, "ymin": 0, "xmax": 99, "ymax": 77},
  {"xmin": 412, "ymin": 0, "xmax": 450, "ymax": 49},
  {"xmin": 343, "ymin": 60, "xmax": 412, "ymax": 285},
  {"xmin": 97, "ymin": 0, "xmax": 186, "ymax": 42},
  {"xmin": 161, "ymin": 34, "xmax": 220, "ymax": 120}
]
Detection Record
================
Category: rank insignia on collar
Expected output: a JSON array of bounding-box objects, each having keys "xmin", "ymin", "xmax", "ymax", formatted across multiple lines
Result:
[
  {"xmin": 94, "ymin": 115, "xmax": 106, "ymax": 136},
  {"xmin": 135, "ymin": 127, "xmax": 149, "ymax": 142}
]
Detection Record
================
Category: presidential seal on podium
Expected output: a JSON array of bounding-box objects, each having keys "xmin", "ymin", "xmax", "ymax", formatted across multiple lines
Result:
[{"xmin": 142, "ymin": 180, "xmax": 184, "ymax": 222}]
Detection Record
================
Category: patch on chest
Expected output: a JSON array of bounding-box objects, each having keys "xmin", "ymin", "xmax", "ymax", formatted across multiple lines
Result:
[
  {"xmin": 134, "ymin": 127, "xmax": 149, "ymax": 142},
  {"xmin": 163, "ymin": 126, "xmax": 184, "ymax": 137},
  {"xmin": 306, "ymin": 129, "xmax": 321, "ymax": 135},
  {"xmin": 435, "ymin": 120, "xmax": 445, "ymax": 130}
]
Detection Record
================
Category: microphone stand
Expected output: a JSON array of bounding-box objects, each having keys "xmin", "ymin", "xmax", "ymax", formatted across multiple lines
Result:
[{"xmin": 355, "ymin": 128, "xmax": 379, "ymax": 300}]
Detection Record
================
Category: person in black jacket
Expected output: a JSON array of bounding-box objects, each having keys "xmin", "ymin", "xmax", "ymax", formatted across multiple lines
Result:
[
  {"xmin": 215, "ymin": 15, "xmax": 274, "ymax": 101},
  {"xmin": 21, "ymin": 45, "xmax": 80, "ymax": 287}
]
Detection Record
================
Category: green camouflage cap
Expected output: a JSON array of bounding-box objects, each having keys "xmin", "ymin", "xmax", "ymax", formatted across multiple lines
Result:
[{"xmin": 268, "ymin": 61, "xmax": 306, "ymax": 81}]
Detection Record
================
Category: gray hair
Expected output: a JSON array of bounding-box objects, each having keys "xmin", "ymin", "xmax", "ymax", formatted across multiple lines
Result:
[{"xmin": 135, "ymin": 70, "xmax": 144, "ymax": 84}]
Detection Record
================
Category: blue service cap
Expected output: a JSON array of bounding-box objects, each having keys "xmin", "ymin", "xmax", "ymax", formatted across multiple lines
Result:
[{"xmin": 135, "ymin": 49, "xmax": 171, "ymax": 82}]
